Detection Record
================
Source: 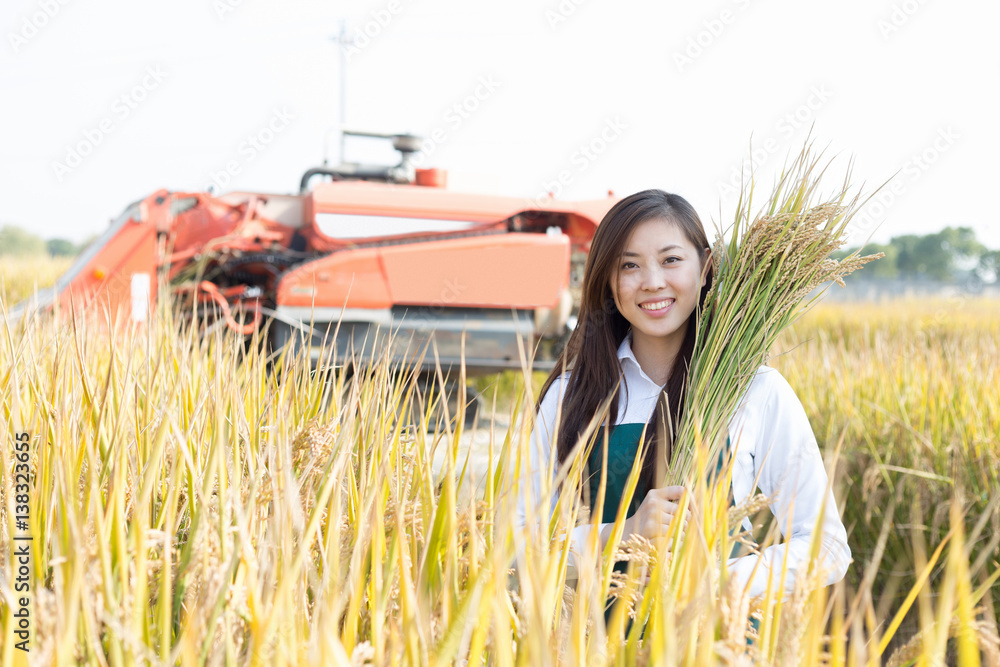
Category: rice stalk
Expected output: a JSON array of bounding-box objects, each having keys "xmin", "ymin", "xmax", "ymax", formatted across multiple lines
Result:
[
  {"xmin": 662, "ymin": 141, "xmax": 885, "ymax": 489},
  {"xmin": 1, "ymin": 195, "xmax": 998, "ymax": 665}
]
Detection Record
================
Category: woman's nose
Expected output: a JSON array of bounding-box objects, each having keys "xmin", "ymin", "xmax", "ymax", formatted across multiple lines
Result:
[{"xmin": 641, "ymin": 267, "xmax": 667, "ymax": 290}]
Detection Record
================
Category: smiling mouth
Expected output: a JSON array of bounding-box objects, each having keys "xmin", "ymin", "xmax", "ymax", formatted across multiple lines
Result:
[{"xmin": 639, "ymin": 299, "xmax": 674, "ymax": 311}]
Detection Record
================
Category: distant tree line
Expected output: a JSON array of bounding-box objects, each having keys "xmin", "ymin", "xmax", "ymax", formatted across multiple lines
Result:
[
  {"xmin": 0, "ymin": 225, "xmax": 95, "ymax": 258},
  {"xmin": 836, "ymin": 226, "xmax": 999, "ymax": 283}
]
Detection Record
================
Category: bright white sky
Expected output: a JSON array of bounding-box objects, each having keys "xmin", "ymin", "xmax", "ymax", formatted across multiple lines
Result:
[{"xmin": 1, "ymin": 0, "xmax": 997, "ymax": 249}]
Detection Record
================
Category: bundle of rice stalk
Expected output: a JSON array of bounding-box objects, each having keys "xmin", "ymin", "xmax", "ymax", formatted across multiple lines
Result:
[{"xmin": 658, "ymin": 141, "xmax": 885, "ymax": 489}]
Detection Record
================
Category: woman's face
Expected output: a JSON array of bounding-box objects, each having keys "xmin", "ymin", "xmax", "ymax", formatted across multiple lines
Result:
[{"xmin": 611, "ymin": 217, "xmax": 708, "ymax": 345}]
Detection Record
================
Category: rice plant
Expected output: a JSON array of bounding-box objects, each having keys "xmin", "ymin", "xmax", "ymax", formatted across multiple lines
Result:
[
  {"xmin": 0, "ymin": 255, "xmax": 73, "ymax": 306},
  {"xmin": 1, "ymin": 274, "xmax": 997, "ymax": 664}
]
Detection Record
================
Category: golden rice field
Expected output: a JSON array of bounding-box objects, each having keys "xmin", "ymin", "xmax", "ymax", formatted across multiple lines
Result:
[{"xmin": 1, "ymin": 257, "xmax": 998, "ymax": 665}]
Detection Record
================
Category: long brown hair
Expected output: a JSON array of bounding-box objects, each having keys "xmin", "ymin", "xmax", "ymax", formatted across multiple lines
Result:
[{"xmin": 535, "ymin": 189, "xmax": 713, "ymax": 500}]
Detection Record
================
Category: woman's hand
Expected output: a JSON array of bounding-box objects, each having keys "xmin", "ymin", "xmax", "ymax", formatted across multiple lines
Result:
[
  {"xmin": 597, "ymin": 486, "xmax": 694, "ymax": 585},
  {"xmin": 623, "ymin": 485, "xmax": 691, "ymax": 543},
  {"xmin": 625, "ymin": 486, "xmax": 691, "ymax": 586}
]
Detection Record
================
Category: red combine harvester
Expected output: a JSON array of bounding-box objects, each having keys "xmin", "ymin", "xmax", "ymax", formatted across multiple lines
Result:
[{"xmin": 10, "ymin": 131, "xmax": 619, "ymax": 424}]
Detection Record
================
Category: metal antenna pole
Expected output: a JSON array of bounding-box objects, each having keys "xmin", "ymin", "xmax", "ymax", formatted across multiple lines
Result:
[
  {"xmin": 328, "ymin": 19, "xmax": 349, "ymax": 166},
  {"xmin": 338, "ymin": 18, "xmax": 347, "ymax": 165}
]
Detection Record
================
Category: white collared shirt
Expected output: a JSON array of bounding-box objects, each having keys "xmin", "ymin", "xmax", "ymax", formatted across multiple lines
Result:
[{"xmin": 515, "ymin": 329, "xmax": 852, "ymax": 598}]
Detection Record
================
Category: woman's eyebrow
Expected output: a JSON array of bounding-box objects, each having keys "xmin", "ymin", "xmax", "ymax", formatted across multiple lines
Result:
[{"xmin": 622, "ymin": 245, "xmax": 682, "ymax": 257}]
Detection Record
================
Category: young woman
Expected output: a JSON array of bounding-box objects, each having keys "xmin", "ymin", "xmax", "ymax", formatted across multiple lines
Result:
[{"xmin": 514, "ymin": 189, "xmax": 851, "ymax": 600}]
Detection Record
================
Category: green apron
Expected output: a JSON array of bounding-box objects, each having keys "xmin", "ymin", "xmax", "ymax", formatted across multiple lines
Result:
[{"xmin": 585, "ymin": 423, "xmax": 760, "ymax": 644}]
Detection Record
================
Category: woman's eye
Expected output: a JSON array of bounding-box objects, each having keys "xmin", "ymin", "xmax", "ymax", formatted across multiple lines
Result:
[{"xmin": 621, "ymin": 258, "xmax": 681, "ymax": 269}]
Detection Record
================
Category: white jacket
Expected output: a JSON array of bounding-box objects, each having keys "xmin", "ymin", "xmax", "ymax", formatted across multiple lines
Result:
[{"xmin": 515, "ymin": 330, "xmax": 852, "ymax": 598}]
